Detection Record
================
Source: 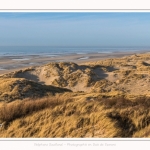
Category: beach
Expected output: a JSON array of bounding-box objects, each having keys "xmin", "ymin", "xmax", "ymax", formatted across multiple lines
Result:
[{"xmin": 0, "ymin": 50, "xmax": 146, "ymax": 75}]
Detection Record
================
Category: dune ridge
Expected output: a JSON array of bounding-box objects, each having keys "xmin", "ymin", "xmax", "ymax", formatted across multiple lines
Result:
[{"xmin": 1, "ymin": 53, "xmax": 150, "ymax": 100}]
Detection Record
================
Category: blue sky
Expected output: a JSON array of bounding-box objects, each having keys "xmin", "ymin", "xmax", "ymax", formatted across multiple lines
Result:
[{"xmin": 0, "ymin": 12, "xmax": 150, "ymax": 47}]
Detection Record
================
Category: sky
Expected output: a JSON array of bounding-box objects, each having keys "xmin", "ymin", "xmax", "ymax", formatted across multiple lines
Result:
[{"xmin": 0, "ymin": 12, "xmax": 150, "ymax": 47}]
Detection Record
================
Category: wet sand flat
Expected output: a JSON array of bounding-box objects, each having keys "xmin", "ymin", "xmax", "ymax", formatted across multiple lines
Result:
[{"xmin": 0, "ymin": 51, "xmax": 144, "ymax": 75}]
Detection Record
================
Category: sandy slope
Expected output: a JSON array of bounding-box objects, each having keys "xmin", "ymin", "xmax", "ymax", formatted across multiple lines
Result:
[
  {"xmin": 0, "ymin": 78, "xmax": 71, "ymax": 102},
  {"xmin": 1, "ymin": 53, "xmax": 150, "ymax": 100}
]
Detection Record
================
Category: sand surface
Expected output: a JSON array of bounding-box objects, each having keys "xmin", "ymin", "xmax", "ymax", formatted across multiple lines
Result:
[
  {"xmin": 0, "ymin": 51, "xmax": 141, "ymax": 75},
  {"xmin": 1, "ymin": 50, "xmax": 150, "ymax": 101}
]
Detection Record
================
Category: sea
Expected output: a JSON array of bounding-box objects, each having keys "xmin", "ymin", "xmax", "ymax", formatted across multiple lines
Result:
[{"xmin": 0, "ymin": 46, "xmax": 150, "ymax": 57}]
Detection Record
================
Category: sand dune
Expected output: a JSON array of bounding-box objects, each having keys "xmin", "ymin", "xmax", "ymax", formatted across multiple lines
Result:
[
  {"xmin": 1, "ymin": 53, "xmax": 150, "ymax": 100},
  {"xmin": 0, "ymin": 78, "xmax": 71, "ymax": 102},
  {"xmin": 1, "ymin": 53, "xmax": 150, "ymax": 137}
]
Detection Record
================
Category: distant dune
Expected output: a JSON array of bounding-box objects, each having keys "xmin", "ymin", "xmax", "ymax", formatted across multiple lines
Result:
[{"xmin": 1, "ymin": 53, "xmax": 150, "ymax": 100}]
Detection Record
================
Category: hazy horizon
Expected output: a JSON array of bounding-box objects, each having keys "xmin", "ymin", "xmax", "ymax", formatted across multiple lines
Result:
[{"xmin": 0, "ymin": 12, "xmax": 150, "ymax": 47}]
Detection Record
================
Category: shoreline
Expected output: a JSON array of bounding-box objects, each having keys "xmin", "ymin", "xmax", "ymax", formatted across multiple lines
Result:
[{"xmin": 0, "ymin": 50, "xmax": 149, "ymax": 75}]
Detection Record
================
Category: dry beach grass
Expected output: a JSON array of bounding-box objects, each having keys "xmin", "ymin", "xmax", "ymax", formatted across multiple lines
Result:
[{"xmin": 0, "ymin": 96, "xmax": 150, "ymax": 137}]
